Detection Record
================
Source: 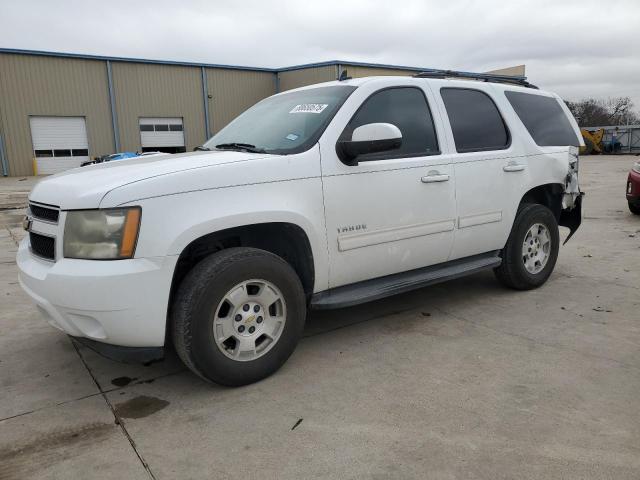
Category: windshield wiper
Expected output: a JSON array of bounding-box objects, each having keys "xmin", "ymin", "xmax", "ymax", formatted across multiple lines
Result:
[
  {"xmin": 215, "ymin": 143, "xmax": 266, "ymax": 153},
  {"xmin": 194, "ymin": 145, "xmax": 211, "ymax": 151}
]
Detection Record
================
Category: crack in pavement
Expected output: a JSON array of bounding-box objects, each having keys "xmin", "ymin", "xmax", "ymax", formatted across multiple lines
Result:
[
  {"xmin": 71, "ymin": 340, "xmax": 158, "ymax": 480},
  {"xmin": 0, "ymin": 368, "xmax": 187, "ymax": 424},
  {"xmin": 4, "ymin": 225, "xmax": 19, "ymax": 247}
]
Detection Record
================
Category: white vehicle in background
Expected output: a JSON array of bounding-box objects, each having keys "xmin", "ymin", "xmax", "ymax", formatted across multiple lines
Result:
[{"xmin": 18, "ymin": 71, "xmax": 583, "ymax": 386}]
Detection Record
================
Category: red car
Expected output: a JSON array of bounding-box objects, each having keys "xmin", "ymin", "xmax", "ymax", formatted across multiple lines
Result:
[{"xmin": 628, "ymin": 161, "xmax": 640, "ymax": 215}]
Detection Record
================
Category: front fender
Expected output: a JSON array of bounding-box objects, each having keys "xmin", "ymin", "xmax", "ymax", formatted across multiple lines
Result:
[{"xmin": 124, "ymin": 178, "xmax": 329, "ymax": 291}]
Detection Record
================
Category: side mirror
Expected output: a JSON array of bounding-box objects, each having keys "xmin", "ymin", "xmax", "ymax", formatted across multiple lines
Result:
[{"xmin": 337, "ymin": 123, "xmax": 402, "ymax": 165}]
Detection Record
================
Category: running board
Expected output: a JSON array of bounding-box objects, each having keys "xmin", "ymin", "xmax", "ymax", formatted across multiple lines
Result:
[{"xmin": 311, "ymin": 252, "xmax": 502, "ymax": 310}]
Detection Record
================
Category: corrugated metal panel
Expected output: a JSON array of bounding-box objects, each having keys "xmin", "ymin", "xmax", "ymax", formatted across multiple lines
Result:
[
  {"xmin": 277, "ymin": 66, "xmax": 336, "ymax": 92},
  {"xmin": 0, "ymin": 53, "xmax": 114, "ymax": 176},
  {"xmin": 0, "ymin": 48, "xmax": 276, "ymax": 72},
  {"xmin": 0, "ymin": 103, "xmax": 8, "ymax": 176},
  {"xmin": 205, "ymin": 69, "xmax": 275, "ymax": 135},
  {"xmin": 111, "ymin": 62, "xmax": 205, "ymax": 152}
]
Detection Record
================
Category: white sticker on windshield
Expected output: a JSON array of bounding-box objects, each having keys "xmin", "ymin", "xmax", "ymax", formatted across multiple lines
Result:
[
  {"xmin": 289, "ymin": 104, "xmax": 329, "ymax": 114},
  {"xmin": 285, "ymin": 133, "xmax": 299, "ymax": 141}
]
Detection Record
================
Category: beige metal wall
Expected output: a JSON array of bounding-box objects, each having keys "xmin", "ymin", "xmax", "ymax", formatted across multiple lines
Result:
[
  {"xmin": 0, "ymin": 51, "xmax": 527, "ymax": 176},
  {"xmin": 277, "ymin": 66, "xmax": 336, "ymax": 92},
  {"xmin": 485, "ymin": 65, "xmax": 526, "ymax": 76},
  {"xmin": 0, "ymin": 53, "xmax": 114, "ymax": 176},
  {"xmin": 206, "ymin": 69, "xmax": 275, "ymax": 135},
  {"xmin": 276, "ymin": 64, "xmax": 421, "ymax": 92},
  {"xmin": 111, "ymin": 62, "xmax": 206, "ymax": 152},
  {"xmin": 345, "ymin": 65, "xmax": 416, "ymax": 78}
]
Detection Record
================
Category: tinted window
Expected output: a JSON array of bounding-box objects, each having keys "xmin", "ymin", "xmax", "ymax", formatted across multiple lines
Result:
[
  {"xmin": 169, "ymin": 124, "xmax": 183, "ymax": 131},
  {"xmin": 34, "ymin": 150, "xmax": 53, "ymax": 157},
  {"xmin": 139, "ymin": 124, "xmax": 153, "ymax": 132},
  {"xmin": 441, "ymin": 88, "xmax": 510, "ymax": 152},
  {"xmin": 72, "ymin": 149, "xmax": 88, "ymax": 156},
  {"xmin": 155, "ymin": 124, "xmax": 169, "ymax": 132},
  {"xmin": 53, "ymin": 149, "xmax": 72, "ymax": 157},
  {"xmin": 505, "ymin": 91, "xmax": 579, "ymax": 147},
  {"xmin": 341, "ymin": 87, "xmax": 439, "ymax": 161}
]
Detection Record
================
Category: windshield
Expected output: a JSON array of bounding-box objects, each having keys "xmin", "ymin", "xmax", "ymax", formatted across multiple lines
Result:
[{"xmin": 202, "ymin": 85, "xmax": 356, "ymax": 154}]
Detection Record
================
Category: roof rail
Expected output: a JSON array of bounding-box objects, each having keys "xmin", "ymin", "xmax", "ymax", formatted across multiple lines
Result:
[{"xmin": 413, "ymin": 69, "xmax": 538, "ymax": 89}]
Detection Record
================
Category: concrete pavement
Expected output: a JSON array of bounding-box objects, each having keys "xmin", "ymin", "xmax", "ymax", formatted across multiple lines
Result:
[
  {"xmin": 1, "ymin": 155, "xmax": 639, "ymax": 479},
  {"xmin": 0, "ymin": 176, "xmax": 39, "ymax": 210}
]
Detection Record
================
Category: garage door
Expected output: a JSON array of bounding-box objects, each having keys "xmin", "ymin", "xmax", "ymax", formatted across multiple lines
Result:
[
  {"xmin": 139, "ymin": 117, "xmax": 185, "ymax": 153},
  {"xmin": 30, "ymin": 116, "xmax": 89, "ymax": 175}
]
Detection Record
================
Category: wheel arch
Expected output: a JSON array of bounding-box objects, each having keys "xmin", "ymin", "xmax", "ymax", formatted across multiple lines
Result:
[
  {"xmin": 169, "ymin": 221, "xmax": 316, "ymax": 314},
  {"xmin": 519, "ymin": 183, "xmax": 564, "ymax": 220}
]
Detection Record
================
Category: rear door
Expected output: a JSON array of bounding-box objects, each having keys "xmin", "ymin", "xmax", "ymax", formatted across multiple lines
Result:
[
  {"xmin": 432, "ymin": 86, "xmax": 528, "ymax": 260},
  {"xmin": 320, "ymin": 83, "xmax": 457, "ymax": 288}
]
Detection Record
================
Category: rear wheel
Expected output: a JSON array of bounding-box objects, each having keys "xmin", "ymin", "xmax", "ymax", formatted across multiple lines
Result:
[
  {"xmin": 494, "ymin": 204, "xmax": 560, "ymax": 290},
  {"xmin": 629, "ymin": 201, "xmax": 640, "ymax": 215},
  {"xmin": 172, "ymin": 247, "xmax": 306, "ymax": 386}
]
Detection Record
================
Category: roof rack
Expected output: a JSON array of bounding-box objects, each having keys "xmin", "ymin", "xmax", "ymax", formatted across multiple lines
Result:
[{"xmin": 413, "ymin": 69, "xmax": 538, "ymax": 89}]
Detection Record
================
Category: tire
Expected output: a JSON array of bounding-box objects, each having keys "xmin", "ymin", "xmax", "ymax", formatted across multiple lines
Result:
[
  {"xmin": 172, "ymin": 247, "xmax": 306, "ymax": 386},
  {"xmin": 629, "ymin": 201, "xmax": 640, "ymax": 215},
  {"xmin": 494, "ymin": 203, "xmax": 560, "ymax": 290}
]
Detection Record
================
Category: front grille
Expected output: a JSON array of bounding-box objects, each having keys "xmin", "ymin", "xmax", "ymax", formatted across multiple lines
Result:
[
  {"xmin": 30, "ymin": 232, "xmax": 55, "ymax": 260},
  {"xmin": 29, "ymin": 203, "xmax": 59, "ymax": 223}
]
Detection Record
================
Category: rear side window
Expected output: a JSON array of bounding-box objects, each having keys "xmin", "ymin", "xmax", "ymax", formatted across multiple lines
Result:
[
  {"xmin": 441, "ymin": 88, "xmax": 510, "ymax": 153},
  {"xmin": 505, "ymin": 91, "xmax": 580, "ymax": 147},
  {"xmin": 341, "ymin": 87, "xmax": 439, "ymax": 161}
]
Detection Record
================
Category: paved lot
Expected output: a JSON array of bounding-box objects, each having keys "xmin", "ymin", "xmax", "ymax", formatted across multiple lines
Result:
[{"xmin": 1, "ymin": 155, "xmax": 639, "ymax": 479}]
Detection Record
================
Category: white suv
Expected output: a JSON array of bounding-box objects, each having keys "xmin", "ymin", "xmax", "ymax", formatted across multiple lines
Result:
[{"xmin": 18, "ymin": 72, "xmax": 583, "ymax": 386}]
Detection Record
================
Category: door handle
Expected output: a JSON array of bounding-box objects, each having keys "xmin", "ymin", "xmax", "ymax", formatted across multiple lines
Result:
[
  {"xmin": 503, "ymin": 162, "xmax": 526, "ymax": 172},
  {"xmin": 421, "ymin": 171, "xmax": 450, "ymax": 183}
]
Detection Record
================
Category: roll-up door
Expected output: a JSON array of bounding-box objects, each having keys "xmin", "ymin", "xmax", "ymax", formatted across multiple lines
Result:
[
  {"xmin": 30, "ymin": 116, "xmax": 89, "ymax": 174},
  {"xmin": 139, "ymin": 117, "xmax": 185, "ymax": 153}
]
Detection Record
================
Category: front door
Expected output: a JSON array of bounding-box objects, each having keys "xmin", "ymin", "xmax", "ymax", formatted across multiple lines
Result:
[{"xmin": 320, "ymin": 85, "xmax": 457, "ymax": 289}]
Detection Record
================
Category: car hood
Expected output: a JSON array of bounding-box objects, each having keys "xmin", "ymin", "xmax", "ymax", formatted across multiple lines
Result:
[{"xmin": 28, "ymin": 150, "xmax": 270, "ymax": 210}]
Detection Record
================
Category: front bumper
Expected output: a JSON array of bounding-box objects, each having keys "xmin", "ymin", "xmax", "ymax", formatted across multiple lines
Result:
[
  {"xmin": 17, "ymin": 238, "xmax": 178, "ymax": 348},
  {"xmin": 627, "ymin": 170, "xmax": 640, "ymax": 203},
  {"xmin": 71, "ymin": 336, "xmax": 164, "ymax": 364}
]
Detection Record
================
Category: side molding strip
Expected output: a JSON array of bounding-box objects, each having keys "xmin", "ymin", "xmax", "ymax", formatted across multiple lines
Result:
[
  {"xmin": 458, "ymin": 211, "xmax": 502, "ymax": 229},
  {"xmin": 338, "ymin": 219, "xmax": 455, "ymax": 252}
]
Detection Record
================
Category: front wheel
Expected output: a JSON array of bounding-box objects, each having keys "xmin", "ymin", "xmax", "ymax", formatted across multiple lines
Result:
[
  {"xmin": 172, "ymin": 247, "xmax": 306, "ymax": 386},
  {"xmin": 629, "ymin": 201, "xmax": 640, "ymax": 215},
  {"xmin": 494, "ymin": 204, "xmax": 560, "ymax": 290}
]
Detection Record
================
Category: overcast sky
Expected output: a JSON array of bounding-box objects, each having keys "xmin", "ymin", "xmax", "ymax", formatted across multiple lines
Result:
[{"xmin": 1, "ymin": 0, "xmax": 638, "ymax": 110}]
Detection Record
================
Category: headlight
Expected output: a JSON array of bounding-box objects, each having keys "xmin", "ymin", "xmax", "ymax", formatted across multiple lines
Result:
[
  {"xmin": 64, "ymin": 207, "xmax": 141, "ymax": 259},
  {"xmin": 633, "ymin": 162, "xmax": 640, "ymax": 174}
]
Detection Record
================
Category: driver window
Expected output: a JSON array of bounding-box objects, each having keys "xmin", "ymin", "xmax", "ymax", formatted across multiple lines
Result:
[{"xmin": 340, "ymin": 87, "xmax": 440, "ymax": 161}]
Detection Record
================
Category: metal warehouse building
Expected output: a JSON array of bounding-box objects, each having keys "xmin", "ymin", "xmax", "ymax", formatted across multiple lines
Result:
[{"xmin": 0, "ymin": 48, "xmax": 525, "ymax": 177}]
